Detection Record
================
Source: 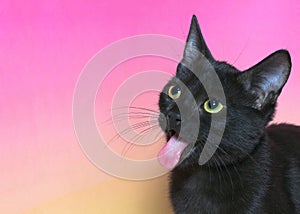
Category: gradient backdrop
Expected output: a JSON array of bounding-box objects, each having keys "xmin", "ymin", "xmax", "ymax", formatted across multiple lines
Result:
[{"xmin": 1, "ymin": 0, "xmax": 300, "ymax": 213}]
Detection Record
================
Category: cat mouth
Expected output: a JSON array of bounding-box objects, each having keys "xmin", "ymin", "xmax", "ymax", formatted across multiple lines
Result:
[
  {"xmin": 166, "ymin": 130, "xmax": 176, "ymax": 141},
  {"xmin": 157, "ymin": 130, "xmax": 189, "ymax": 169}
]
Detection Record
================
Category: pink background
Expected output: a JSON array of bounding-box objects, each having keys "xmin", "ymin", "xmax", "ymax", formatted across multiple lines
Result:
[{"xmin": 1, "ymin": 0, "xmax": 299, "ymax": 213}]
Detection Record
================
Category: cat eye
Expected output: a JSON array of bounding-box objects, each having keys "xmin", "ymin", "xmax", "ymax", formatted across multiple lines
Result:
[
  {"xmin": 204, "ymin": 99, "xmax": 223, "ymax": 113},
  {"xmin": 168, "ymin": 85, "xmax": 182, "ymax": 100}
]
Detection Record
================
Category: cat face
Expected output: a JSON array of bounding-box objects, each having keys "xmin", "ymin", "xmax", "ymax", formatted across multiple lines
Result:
[{"xmin": 157, "ymin": 15, "xmax": 291, "ymax": 169}]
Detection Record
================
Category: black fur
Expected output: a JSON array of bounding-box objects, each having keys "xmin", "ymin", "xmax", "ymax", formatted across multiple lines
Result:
[{"xmin": 158, "ymin": 15, "xmax": 300, "ymax": 213}]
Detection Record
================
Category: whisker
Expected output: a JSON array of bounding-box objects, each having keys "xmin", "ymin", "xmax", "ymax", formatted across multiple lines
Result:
[
  {"xmin": 227, "ymin": 142, "xmax": 260, "ymax": 168},
  {"xmin": 130, "ymin": 125, "xmax": 161, "ymax": 142},
  {"xmin": 102, "ymin": 110, "xmax": 158, "ymax": 122},
  {"xmin": 214, "ymin": 146, "xmax": 234, "ymax": 199},
  {"xmin": 103, "ymin": 114, "xmax": 158, "ymax": 125},
  {"xmin": 114, "ymin": 113, "xmax": 158, "ymax": 122},
  {"xmin": 213, "ymin": 155, "xmax": 223, "ymax": 192},
  {"xmin": 111, "ymin": 106, "xmax": 160, "ymax": 114},
  {"xmin": 232, "ymin": 36, "xmax": 250, "ymax": 65},
  {"xmin": 113, "ymin": 111, "xmax": 158, "ymax": 116},
  {"xmin": 121, "ymin": 126, "xmax": 161, "ymax": 157},
  {"xmin": 216, "ymin": 145, "xmax": 243, "ymax": 189},
  {"xmin": 107, "ymin": 120, "xmax": 159, "ymax": 146}
]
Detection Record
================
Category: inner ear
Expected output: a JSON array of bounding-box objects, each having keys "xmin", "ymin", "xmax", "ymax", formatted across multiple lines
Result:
[
  {"xmin": 238, "ymin": 49, "xmax": 291, "ymax": 110},
  {"xmin": 182, "ymin": 15, "xmax": 214, "ymax": 68}
]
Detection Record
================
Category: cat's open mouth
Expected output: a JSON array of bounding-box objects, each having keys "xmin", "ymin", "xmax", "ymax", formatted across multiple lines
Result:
[
  {"xmin": 157, "ymin": 131, "xmax": 189, "ymax": 169},
  {"xmin": 166, "ymin": 130, "xmax": 176, "ymax": 141}
]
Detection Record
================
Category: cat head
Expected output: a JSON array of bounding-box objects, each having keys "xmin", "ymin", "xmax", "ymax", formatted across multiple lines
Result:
[{"xmin": 157, "ymin": 15, "xmax": 291, "ymax": 169}]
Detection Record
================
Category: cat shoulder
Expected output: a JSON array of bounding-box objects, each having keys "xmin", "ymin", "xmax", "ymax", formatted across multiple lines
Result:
[
  {"xmin": 267, "ymin": 123, "xmax": 300, "ymax": 134},
  {"xmin": 266, "ymin": 123, "xmax": 300, "ymax": 156}
]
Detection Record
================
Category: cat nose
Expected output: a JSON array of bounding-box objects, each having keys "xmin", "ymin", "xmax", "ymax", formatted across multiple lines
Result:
[
  {"xmin": 168, "ymin": 112, "xmax": 181, "ymax": 123},
  {"xmin": 167, "ymin": 112, "xmax": 181, "ymax": 127}
]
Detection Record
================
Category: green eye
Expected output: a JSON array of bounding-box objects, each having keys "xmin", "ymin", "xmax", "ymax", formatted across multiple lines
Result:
[
  {"xmin": 204, "ymin": 99, "xmax": 223, "ymax": 113},
  {"xmin": 168, "ymin": 85, "xmax": 181, "ymax": 99}
]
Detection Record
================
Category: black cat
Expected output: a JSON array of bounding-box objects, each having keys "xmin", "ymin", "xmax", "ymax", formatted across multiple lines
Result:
[{"xmin": 158, "ymin": 15, "xmax": 300, "ymax": 213}]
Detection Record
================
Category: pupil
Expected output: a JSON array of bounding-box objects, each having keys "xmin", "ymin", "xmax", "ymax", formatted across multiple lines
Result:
[
  {"xmin": 209, "ymin": 99, "xmax": 218, "ymax": 109},
  {"xmin": 171, "ymin": 86, "xmax": 180, "ymax": 95}
]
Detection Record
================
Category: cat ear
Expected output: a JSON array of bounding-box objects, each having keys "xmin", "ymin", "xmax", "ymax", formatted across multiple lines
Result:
[
  {"xmin": 182, "ymin": 15, "xmax": 214, "ymax": 65},
  {"xmin": 239, "ymin": 50, "xmax": 291, "ymax": 110}
]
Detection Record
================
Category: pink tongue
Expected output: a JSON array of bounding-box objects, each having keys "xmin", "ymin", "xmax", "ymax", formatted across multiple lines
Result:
[{"xmin": 158, "ymin": 136, "xmax": 188, "ymax": 169}]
